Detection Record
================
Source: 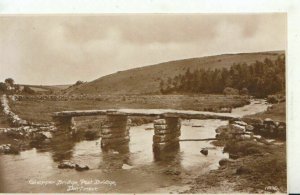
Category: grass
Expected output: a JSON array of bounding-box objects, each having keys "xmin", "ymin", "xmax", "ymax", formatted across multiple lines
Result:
[
  {"xmin": 186, "ymin": 141, "xmax": 286, "ymax": 193},
  {"xmin": 223, "ymin": 140, "xmax": 269, "ymax": 156},
  {"xmin": 245, "ymin": 102, "xmax": 286, "ymax": 122},
  {"xmin": 9, "ymin": 95, "xmax": 249, "ymax": 123}
]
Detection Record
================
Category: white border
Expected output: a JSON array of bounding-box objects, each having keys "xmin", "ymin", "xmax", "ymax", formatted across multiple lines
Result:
[
  {"xmin": 0, "ymin": 0, "xmax": 290, "ymax": 13},
  {"xmin": 0, "ymin": 0, "xmax": 299, "ymax": 194}
]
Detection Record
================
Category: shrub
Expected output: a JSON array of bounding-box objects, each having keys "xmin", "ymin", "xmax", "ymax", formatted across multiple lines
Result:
[
  {"xmin": 0, "ymin": 82, "xmax": 7, "ymax": 93},
  {"xmin": 240, "ymin": 88, "xmax": 249, "ymax": 95},
  {"xmin": 23, "ymin": 86, "xmax": 35, "ymax": 94},
  {"xmin": 223, "ymin": 87, "xmax": 239, "ymax": 95},
  {"xmin": 75, "ymin": 80, "xmax": 84, "ymax": 86},
  {"xmin": 224, "ymin": 140, "xmax": 267, "ymax": 156},
  {"xmin": 5, "ymin": 78, "xmax": 14, "ymax": 86}
]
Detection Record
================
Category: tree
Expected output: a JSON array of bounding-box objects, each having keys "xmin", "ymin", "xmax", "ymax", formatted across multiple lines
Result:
[
  {"xmin": 0, "ymin": 82, "xmax": 7, "ymax": 92},
  {"xmin": 23, "ymin": 86, "xmax": 35, "ymax": 94},
  {"xmin": 5, "ymin": 78, "xmax": 14, "ymax": 86},
  {"xmin": 14, "ymin": 84, "xmax": 21, "ymax": 92},
  {"xmin": 75, "ymin": 80, "xmax": 84, "ymax": 86},
  {"xmin": 159, "ymin": 55, "xmax": 285, "ymax": 97},
  {"xmin": 240, "ymin": 88, "xmax": 249, "ymax": 95}
]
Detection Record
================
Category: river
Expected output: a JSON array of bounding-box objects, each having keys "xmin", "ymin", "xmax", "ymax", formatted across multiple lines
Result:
[{"xmin": 0, "ymin": 99, "xmax": 269, "ymax": 193}]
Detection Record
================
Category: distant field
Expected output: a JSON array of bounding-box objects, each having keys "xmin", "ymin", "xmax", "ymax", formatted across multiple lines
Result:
[
  {"xmin": 20, "ymin": 84, "xmax": 71, "ymax": 93},
  {"xmin": 9, "ymin": 95, "xmax": 249, "ymax": 123}
]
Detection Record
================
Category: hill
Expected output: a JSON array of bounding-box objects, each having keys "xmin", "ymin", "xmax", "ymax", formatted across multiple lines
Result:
[{"xmin": 64, "ymin": 51, "xmax": 285, "ymax": 95}]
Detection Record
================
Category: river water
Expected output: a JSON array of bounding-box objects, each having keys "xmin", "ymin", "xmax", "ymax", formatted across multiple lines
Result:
[{"xmin": 0, "ymin": 99, "xmax": 269, "ymax": 193}]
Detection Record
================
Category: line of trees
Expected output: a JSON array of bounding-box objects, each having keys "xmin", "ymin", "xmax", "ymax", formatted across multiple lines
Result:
[
  {"xmin": 0, "ymin": 78, "xmax": 35, "ymax": 95},
  {"xmin": 160, "ymin": 56, "xmax": 285, "ymax": 97}
]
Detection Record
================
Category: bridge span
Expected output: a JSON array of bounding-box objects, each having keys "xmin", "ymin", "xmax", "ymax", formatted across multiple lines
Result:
[{"xmin": 52, "ymin": 109, "xmax": 238, "ymax": 153}]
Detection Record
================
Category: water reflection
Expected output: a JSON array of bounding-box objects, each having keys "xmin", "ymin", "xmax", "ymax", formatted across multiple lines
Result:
[
  {"xmin": 100, "ymin": 143, "xmax": 131, "ymax": 170},
  {"xmin": 50, "ymin": 128, "xmax": 76, "ymax": 162},
  {"xmin": 101, "ymin": 141, "xmax": 130, "ymax": 153},
  {"xmin": 153, "ymin": 142, "xmax": 180, "ymax": 162}
]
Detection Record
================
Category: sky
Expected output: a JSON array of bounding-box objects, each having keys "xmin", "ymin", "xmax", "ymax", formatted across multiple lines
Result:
[{"xmin": 0, "ymin": 14, "xmax": 286, "ymax": 85}]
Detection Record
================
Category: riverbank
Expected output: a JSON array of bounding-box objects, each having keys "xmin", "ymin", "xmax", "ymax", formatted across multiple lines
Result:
[
  {"xmin": 184, "ymin": 140, "xmax": 286, "ymax": 193},
  {"xmin": 184, "ymin": 102, "xmax": 287, "ymax": 194},
  {"xmin": 245, "ymin": 102, "xmax": 286, "ymax": 123}
]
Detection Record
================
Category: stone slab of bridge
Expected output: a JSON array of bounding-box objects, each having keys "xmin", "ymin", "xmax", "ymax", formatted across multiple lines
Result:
[{"xmin": 52, "ymin": 109, "xmax": 238, "ymax": 152}]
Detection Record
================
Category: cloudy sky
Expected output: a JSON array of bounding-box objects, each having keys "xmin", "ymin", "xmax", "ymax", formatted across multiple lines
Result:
[{"xmin": 0, "ymin": 14, "xmax": 286, "ymax": 85}]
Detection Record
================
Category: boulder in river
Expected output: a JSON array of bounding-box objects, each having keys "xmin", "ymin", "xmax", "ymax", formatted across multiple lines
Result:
[
  {"xmin": 219, "ymin": 158, "xmax": 234, "ymax": 166},
  {"xmin": 200, "ymin": 148, "xmax": 208, "ymax": 156},
  {"xmin": 216, "ymin": 124, "xmax": 245, "ymax": 140},
  {"xmin": 264, "ymin": 118, "xmax": 275, "ymax": 125},
  {"xmin": 122, "ymin": 164, "xmax": 133, "ymax": 170},
  {"xmin": 253, "ymin": 135, "xmax": 262, "ymax": 139},
  {"xmin": 58, "ymin": 161, "xmax": 76, "ymax": 169},
  {"xmin": 232, "ymin": 120, "xmax": 248, "ymax": 127},
  {"xmin": 239, "ymin": 134, "xmax": 252, "ymax": 141},
  {"xmin": 229, "ymin": 124, "xmax": 245, "ymax": 133},
  {"xmin": 41, "ymin": 132, "xmax": 52, "ymax": 139},
  {"xmin": 245, "ymin": 125, "xmax": 254, "ymax": 131},
  {"xmin": 75, "ymin": 164, "xmax": 89, "ymax": 171}
]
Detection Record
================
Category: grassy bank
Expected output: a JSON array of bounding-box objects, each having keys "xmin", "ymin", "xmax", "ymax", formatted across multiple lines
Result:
[
  {"xmin": 186, "ymin": 140, "xmax": 286, "ymax": 193},
  {"xmin": 245, "ymin": 102, "xmax": 286, "ymax": 122},
  {"xmin": 185, "ymin": 100, "xmax": 287, "ymax": 194},
  {"xmin": 9, "ymin": 95, "xmax": 249, "ymax": 123}
]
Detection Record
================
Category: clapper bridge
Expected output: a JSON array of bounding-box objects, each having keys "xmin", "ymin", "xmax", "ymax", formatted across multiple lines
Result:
[{"xmin": 52, "ymin": 109, "xmax": 237, "ymax": 152}]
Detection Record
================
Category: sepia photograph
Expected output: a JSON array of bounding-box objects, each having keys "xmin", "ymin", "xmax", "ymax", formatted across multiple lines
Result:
[{"xmin": 0, "ymin": 13, "xmax": 288, "ymax": 193}]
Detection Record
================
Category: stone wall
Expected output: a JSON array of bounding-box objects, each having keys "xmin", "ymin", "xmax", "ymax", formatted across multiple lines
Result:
[
  {"xmin": 0, "ymin": 94, "xmax": 56, "ymax": 137},
  {"xmin": 12, "ymin": 94, "xmax": 132, "ymax": 102},
  {"xmin": 1, "ymin": 95, "xmax": 28, "ymax": 126}
]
